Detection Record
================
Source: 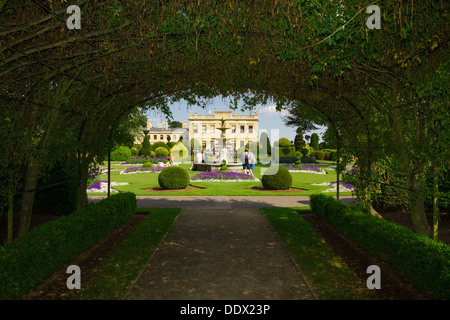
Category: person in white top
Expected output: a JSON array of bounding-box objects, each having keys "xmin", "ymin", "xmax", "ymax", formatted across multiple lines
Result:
[{"xmin": 241, "ymin": 148, "xmax": 256, "ymax": 177}]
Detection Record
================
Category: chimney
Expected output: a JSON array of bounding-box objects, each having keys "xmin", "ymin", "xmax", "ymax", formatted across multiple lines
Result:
[
  {"xmin": 158, "ymin": 120, "xmax": 162, "ymax": 128},
  {"xmin": 147, "ymin": 120, "xmax": 152, "ymax": 129},
  {"xmin": 165, "ymin": 121, "xmax": 168, "ymax": 129},
  {"xmin": 182, "ymin": 121, "xmax": 187, "ymax": 128}
]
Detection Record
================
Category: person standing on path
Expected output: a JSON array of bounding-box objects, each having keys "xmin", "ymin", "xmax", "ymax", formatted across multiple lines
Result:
[{"xmin": 242, "ymin": 148, "xmax": 256, "ymax": 177}]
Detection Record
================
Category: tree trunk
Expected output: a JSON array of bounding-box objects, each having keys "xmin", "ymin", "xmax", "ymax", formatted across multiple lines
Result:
[
  {"xmin": 17, "ymin": 156, "xmax": 42, "ymax": 237},
  {"xmin": 407, "ymin": 175, "xmax": 431, "ymax": 237}
]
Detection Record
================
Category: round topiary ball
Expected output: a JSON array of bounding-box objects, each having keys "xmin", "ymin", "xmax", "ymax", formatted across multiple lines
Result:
[
  {"xmin": 158, "ymin": 166, "xmax": 190, "ymax": 190},
  {"xmin": 261, "ymin": 165, "xmax": 292, "ymax": 190},
  {"xmin": 142, "ymin": 162, "xmax": 153, "ymax": 168},
  {"xmin": 154, "ymin": 146, "xmax": 169, "ymax": 158}
]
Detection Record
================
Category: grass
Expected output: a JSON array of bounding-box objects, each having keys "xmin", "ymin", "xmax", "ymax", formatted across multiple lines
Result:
[
  {"xmin": 262, "ymin": 207, "xmax": 376, "ymax": 300},
  {"xmin": 91, "ymin": 161, "xmax": 352, "ymax": 196},
  {"xmin": 64, "ymin": 208, "xmax": 181, "ymax": 300}
]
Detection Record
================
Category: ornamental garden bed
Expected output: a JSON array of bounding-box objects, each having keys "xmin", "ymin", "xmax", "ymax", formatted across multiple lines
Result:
[{"xmin": 190, "ymin": 171, "xmax": 259, "ymax": 182}]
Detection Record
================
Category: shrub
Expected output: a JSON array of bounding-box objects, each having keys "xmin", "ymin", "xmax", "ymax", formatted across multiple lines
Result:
[
  {"xmin": 310, "ymin": 194, "xmax": 450, "ymax": 300},
  {"xmin": 220, "ymin": 160, "xmax": 228, "ymax": 173},
  {"xmin": 139, "ymin": 136, "xmax": 152, "ymax": 157},
  {"xmin": 142, "ymin": 162, "xmax": 153, "ymax": 168},
  {"xmin": 154, "ymin": 146, "xmax": 169, "ymax": 158},
  {"xmin": 261, "ymin": 165, "xmax": 292, "ymax": 190},
  {"xmin": 0, "ymin": 193, "xmax": 137, "ymax": 300},
  {"xmin": 278, "ymin": 137, "xmax": 291, "ymax": 147},
  {"xmin": 110, "ymin": 146, "xmax": 132, "ymax": 161},
  {"xmin": 152, "ymin": 141, "xmax": 169, "ymax": 151},
  {"xmin": 301, "ymin": 156, "xmax": 317, "ymax": 163},
  {"xmin": 274, "ymin": 147, "xmax": 296, "ymax": 158},
  {"xmin": 158, "ymin": 166, "xmax": 190, "ymax": 190},
  {"xmin": 314, "ymin": 150, "xmax": 325, "ymax": 160}
]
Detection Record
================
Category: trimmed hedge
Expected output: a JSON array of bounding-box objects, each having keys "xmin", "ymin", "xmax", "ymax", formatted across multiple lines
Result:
[
  {"xmin": 310, "ymin": 194, "xmax": 450, "ymax": 299},
  {"xmin": 0, "ymin": 192, "xmax": 137, "ymax": 300},
  {"xmin": 261, "ymin": 165, "xmax": 292, "ymax": 190},
  {"xmin": 158, "ymin": 166, "xmax": 190, "ymax": 189}
]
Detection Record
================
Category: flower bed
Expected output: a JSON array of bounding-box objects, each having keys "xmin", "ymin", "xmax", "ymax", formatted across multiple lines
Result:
[
  {"xmin": 119, "ymin": 166, "xmax": 164, "ymax": 175},
  {"xmin": 191, "ymin": 171, "xmax": 258, "ymax": 182},
  {"xmin": 284, "ymin": 165, "xmax": 326, "ymax": 174},
  {"xmin": 86, "ymin": 180, "xmax": 129, "ymax": 193},
  {"xmin": 312, "ymin": 181, "xmax": 355, "ymax": 192}
]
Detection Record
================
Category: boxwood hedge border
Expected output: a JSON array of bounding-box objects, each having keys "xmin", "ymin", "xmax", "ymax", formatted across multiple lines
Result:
[
  {"xmin": 0, "ymin": 192, "xmax": 137, "ymax": 300},
  {"xmin": 310, "ymin": 194, "xmax": 450, "ymax": 300}
]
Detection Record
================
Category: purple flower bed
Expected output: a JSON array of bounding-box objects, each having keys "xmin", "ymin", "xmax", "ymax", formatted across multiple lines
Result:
[
  {"xmin": 284, "ymin": 165, "xmax": 323, "ymax": 172},
  {"xmin": 191, "ymin": 171, "xmax": 255, "ymax": 181},
  {"xmin": 87, "ymin": 180, "xmax": 108, "ymax": 190},
  {"xmin": 121, "ymin": 166, "xmax": 164, "ymax": 174},
  {"xmin": 330, "ymin": 181, "xmax": 355, "ymax": 190}
]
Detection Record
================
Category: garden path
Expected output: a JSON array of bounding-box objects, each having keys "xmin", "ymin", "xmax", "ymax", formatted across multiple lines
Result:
[{"xmin": 122, "ymin": 207, "xmax": 319, "ymax": 300}]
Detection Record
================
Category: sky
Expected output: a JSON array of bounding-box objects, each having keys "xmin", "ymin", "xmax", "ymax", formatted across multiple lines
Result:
[{"xmin": 144, "ymin": 96, "xmax": 326, "ymax": 143}]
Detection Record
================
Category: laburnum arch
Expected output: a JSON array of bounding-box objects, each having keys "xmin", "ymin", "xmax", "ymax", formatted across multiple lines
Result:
[{"xmin": 1, "ymin": 0, "xmax": 448, "ymax": 237}]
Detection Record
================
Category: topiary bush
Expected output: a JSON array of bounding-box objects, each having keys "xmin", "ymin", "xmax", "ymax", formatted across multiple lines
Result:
[
  {"xmin": 142, "ymin": 162, "xmax": 153, "ymax": 168},
  {"xmin": 220, "ymin": 160, "xmax": 228, "ymax": 173},
  {"xmin": 158, "ymin": 166, "xmax": 190, "ymax": 190},
  {"xmin": 261, "ymin": 165, "xmax": 292, "ymax": 190},
  {"xmin": 154, "ymin": 146, "xmax": 169, "ymax": 158},
  {"xmin": 278, "ymin": 137, "xmax": 291, "ymax": 147}
]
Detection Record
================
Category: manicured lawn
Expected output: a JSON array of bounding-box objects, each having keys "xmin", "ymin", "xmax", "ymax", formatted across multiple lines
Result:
[
  {"xmin": 90, "ymin": 161, "xmax": 352, "ymax": 196},
  {"xmin": 262, "ymin": 207, "xmax": 376, "ymax": 300}
]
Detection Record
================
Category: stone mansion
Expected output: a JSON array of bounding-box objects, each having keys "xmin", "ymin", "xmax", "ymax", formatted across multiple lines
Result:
[{"xmin": 138, "ymin": 108, "xmax": 259, "ymax": 152}]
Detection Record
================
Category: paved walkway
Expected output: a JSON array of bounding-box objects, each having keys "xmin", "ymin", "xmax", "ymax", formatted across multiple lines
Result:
[
  {"xmin": 123, "ymin": 207, "xmax": 318, "ymax": 300},
  {"xmin": 89, "ymin": 195, "xmax": 357, "ymax": 209},
  {"xmin": 88, "ymin": 195, "xmax": 357, "ymax": 300}
]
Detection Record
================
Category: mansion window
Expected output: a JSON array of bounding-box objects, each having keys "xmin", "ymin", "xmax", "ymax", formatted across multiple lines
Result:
[
  {"xmin": 249, "ymin": 125, "xmax": 253, "ymax": 134},
  {"xmin": 153, "ymin": 135, "xmax": 157, "ymax": 140},
  {"xmin": 160, "ymin": 135, "xmax": 163, "ymax": 140},
  {"xmin": 202, "ymin": 125, "xmax": 207, "ymax": 134},
  {"xmin": 240, "ymin": 140, "xmax": 245, "ymax": 148},
  {"xmin": 231, "ymin": 125, "xmax": 236, "ymax": 133},
  {"xmin": 240, "ymin": 125, "xmax": 245, "ymax": 133},
  {"xmin": 194, "ymin": 125, "xmax": 198, "ymax": 133},
  {"xmin": 210, "ymin": 125, "xmax": 215, "ymax": 134}
]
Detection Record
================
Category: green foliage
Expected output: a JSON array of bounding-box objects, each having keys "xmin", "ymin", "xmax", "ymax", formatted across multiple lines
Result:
[
  {"xmin": 139, "ymin": 135, "xmax": 152, "ymax": 157},
  {"xmin": 0, "ymin": 193, "xmax": 137, "ymax": 300},
  {"xmin": 310, "ymin": 194, "xmax": 450, "ymax": 300},
  {"xmin": 261, "ymin": 165, "xmax": 292, "ymax": 190},
  {"xmin": 310, "ymin": 133, "xmax": 320, "ymax": 150},
  {"xmin": 313, "ymin": 150, "xmax": 325, "ymax": 160},
  {"xmin": 152, "ymin": 141, "xmax": 169, "ymax": 151},
  {"xmin": 158, "ymin": 166, "xmax": 190, "ymax": 190},
  {"xmin": 259, "ymin": 132, "xmax": 271, "ymax": 156},
  {"xmin": 219, "ymin": 159, "xmax": 228, "ymax": 173},
  {"xmin": 154, "ymin": 146, "xmax": 169, "ymax": 158},
  {"xmin": 274, "ymin": 146, "xmax": 296, "ymax": 157},
  {"xmin": 278, "ymin": 137, "xmax": 291, "ymax": 147},
  {"xmin": 142, "ymin": 162, "xmax": 153, "ymax": 168},
  {"xmin": 33, "ymin": 161, "xmax": 78, "ymax": 215},
  {"xmin": 110, "ymin": 146, "xmax": 132, "ymax": 161}
]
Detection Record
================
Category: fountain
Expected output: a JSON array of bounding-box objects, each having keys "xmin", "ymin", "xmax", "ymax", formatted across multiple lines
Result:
[{"xmin": 195, "ymin": 117, "xmax": 244, "ymax": 172}]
